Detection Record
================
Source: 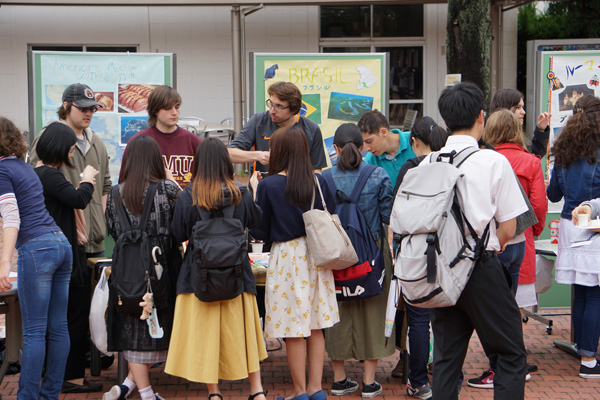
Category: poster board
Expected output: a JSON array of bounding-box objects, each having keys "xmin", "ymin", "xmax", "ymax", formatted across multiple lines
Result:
[
  {"xmin": 252, "ymin": 53, "xmax": 388, "ymax": 166},
  {"xmin": 27, "ymin": 51, "xmax": 175, "ymax": 182},
  {"xmin": 538, "ymin": 50, "xmax": 600, "ymax": 168}
]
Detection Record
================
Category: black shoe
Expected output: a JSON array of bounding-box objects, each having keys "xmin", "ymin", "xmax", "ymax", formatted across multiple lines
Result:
[
  {"xmin": 362, "ymin": 381, "xmax": 382, "ymax": 398},
  {"xmin": 103, "ymin": 384, "xmax": 129, "ymax": 400},
  {"xmin": 331, "ymin": 377, "xmax": 359, "ymax": 396},
  {"xmin": 580, "ymin": 363, "xmax": 600, "ymax": 378},
  {"xmin": 527, "ymin": 363, "xmax": 538, "ymax": 373},
  {"xmin": 62, "ymin": 379, "xmax": 103, "ymax": 393}
]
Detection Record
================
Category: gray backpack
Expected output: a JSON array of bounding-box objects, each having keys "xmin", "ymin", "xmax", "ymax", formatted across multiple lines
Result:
[{"xmin": 390, "ymin": 147, "xmax": 489, "ymax": 308}]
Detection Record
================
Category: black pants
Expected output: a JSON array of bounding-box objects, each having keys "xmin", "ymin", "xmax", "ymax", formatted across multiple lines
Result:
[
  {"xmin": 64, "ymin": 250, "xmax": 92, "ymax": 381},
  {"xmin": 430, "ymin": 252, "xmax": 526, "ymax": 400}
]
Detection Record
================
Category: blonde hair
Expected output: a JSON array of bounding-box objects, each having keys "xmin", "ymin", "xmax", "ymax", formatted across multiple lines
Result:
[{"xmin": 483, "ymin": 109, "xmax": 526, "ymax": 148}]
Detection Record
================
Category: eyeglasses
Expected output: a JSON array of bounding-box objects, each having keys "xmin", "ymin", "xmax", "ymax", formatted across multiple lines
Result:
[
  {"xmin": 72, "ymin": 104, "xmax": 98, "ymax": 113},
  {"xmin": 266, "ymin": 99, "xmax": 289, "ymax": 112}
]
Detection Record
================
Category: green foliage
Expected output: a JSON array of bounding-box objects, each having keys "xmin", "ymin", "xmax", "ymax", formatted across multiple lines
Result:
[
  {"xmin": 447, "ymin": 0, "xmax": 492, "ymax": 102},
  {"xmin": 517, "ymin": 1, "xmax": 600, "ymax": 93}
]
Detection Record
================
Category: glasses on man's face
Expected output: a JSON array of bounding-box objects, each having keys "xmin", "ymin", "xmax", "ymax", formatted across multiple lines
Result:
[
  {"xmin": 266, "ymin": 99, "xmax": 289, "ymax": 112},
  {"xmin": 72, "ymin": 104, "xmax": 98, "ymax": 114}
]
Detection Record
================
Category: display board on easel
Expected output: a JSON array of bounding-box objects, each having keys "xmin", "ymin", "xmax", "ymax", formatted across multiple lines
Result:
[
  {"xmin": 27, "ymin": 51, "xmax": 175, "ymax": 182},
  {"xmin": 251, "ymin": 52, "xmax": 388, "ymax": 166}
]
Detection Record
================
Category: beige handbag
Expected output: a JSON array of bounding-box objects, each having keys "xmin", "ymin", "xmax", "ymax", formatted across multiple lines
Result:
[{"xmin": 302, "ymin": 176, "xmax": 358, "ymax": 270}]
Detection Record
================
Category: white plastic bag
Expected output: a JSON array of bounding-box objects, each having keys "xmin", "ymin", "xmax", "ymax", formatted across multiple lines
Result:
[{"xmin": 89, "ymin": 267, "xmax": 113, "ymax": 356}]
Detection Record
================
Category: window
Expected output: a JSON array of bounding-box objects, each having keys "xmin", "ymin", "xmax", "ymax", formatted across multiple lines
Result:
[
  {"xmin": 321, "ymin": 5, "xmax": 423, "ymax": 39},
  {"xmin": 320, "ymin": 5, "xmax": 424, "ymax": 128}
]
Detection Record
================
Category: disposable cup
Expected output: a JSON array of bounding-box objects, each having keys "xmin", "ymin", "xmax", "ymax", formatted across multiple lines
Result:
[
  {"xmin": 578, "ymin": 214, "xmax": 589, "ymax": 227},
  {"xmin": 251, "ymin": 242, "xmax": 264, "ymax": 253}
]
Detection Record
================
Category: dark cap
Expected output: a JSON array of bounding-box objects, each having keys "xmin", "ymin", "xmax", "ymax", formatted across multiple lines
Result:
[{"xmin": 62, "ymin": 83, "xmax": 100, "ymax": 107}]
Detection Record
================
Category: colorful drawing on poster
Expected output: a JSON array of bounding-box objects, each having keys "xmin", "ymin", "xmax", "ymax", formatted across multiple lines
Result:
[
  {"xmin": 300, "ymin": 94, "xmax": 322, "ymax": 124},
  {"xmin": 120, "ymin": 116, "xmax": 149, "ymax": 146},
  {"xmin": 44, "ymin": 85, "xmax": 68, "ymax": 107},
  {"xmin": 328, "ymin": 92, "xmax": 373, "ymax": 122},
  {"xmin": 558, "ymin": 84, "xmax": 594, "ymax": 111},
  {"xmin": 118, "ymin": 84, "xmax": 156, "ymax": 113},
  {"xmin": 355, "ymin": 66, "xmax": 377, "ymax": 89},
  {"xmin": 589, "ymin": 74, "xmax": 600, "ymax": 88},
  {"xmin": 94, "ymin": 91, "xmax": 115, "ymax": 112},
  {"xmin": 264, "ymin": 64, "xmax": 279, "ymax": 81},
  {"xmin": 553, "ymin": 126, "xmax": 564, "ymax": 141},
  {"xmin": 547, "ymin": 71, "xmax": 564, "ymax": 90},
  {"xmin": 324, "ymin": 136, "xmax": 337, "ymax": 166}
]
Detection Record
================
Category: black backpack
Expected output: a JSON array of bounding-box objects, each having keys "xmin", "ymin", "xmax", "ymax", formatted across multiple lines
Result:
[
  {"xmin": 322, "ymin": 164, "xmax": 385, "ymax": 301},
  {"xmin": 190, "ymin": 204, "xmax": 246, "ymax": 302},
  {"xmin": 110, "ymin": 182, "xmax": 170, "ymax": 314}
]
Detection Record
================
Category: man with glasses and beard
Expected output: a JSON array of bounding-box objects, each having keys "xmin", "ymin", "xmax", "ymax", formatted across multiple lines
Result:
[
  {"xmin": 228, "ymin": 81, "xmax": 327, "ymax": 173},
  {"xmin": 29, "ymin": 83, "xmax": 111, "ymax": 393}
]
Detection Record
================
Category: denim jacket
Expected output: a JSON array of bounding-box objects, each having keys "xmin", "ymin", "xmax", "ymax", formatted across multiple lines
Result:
[
  {"xmin": 547, "ymin": 152, "xmax": 600, "ymax": 219},
  {"xmin": 328, "ymin": 163, "xmax": 393, "ymax": 240}
]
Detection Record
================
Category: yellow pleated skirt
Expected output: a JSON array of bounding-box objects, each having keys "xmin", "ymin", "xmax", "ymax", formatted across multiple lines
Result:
[{"xmin": 164, "ymin": 292, "xmax": 267, "ymax": 383}]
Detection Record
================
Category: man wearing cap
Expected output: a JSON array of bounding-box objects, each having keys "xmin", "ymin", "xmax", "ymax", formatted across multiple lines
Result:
[
  {"xmin": 228, "ymin": 81, "xmax": 327, "ymax": 173},
  {"xmin": 29, "ymin": 83, "xmax": 111, "ymax": 393}
]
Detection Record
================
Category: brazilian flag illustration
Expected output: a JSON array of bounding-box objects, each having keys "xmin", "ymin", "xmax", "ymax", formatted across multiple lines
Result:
[{"xmin": 300, "ymin": 94, "xmax": 322, "ymax": 125}]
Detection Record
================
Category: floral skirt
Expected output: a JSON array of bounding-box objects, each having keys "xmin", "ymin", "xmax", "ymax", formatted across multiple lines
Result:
[{"xmin": 264, "ymin": 236, "xmax": 339, "ymax": 338}]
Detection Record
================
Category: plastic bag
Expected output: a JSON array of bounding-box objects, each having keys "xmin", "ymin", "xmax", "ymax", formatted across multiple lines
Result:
[{"xmin": 89, "ymin": 267, "xmax": 113, "ymax": 356}]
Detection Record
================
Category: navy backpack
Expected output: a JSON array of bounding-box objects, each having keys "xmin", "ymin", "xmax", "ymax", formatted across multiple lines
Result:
[{"xmin": 322, "ymin": 164, "xmax": 385, "ymax": 301}]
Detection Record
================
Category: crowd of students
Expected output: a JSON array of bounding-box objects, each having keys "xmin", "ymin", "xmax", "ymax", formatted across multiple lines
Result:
[{"xmin": 1, "ymin": 81, "xmax": 600, "ymax": 400}]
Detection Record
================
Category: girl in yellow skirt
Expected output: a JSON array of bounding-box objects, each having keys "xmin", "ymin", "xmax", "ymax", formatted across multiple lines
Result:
[
  {"xmin": 165, "ymin": 138, "xmax": 267, "ymax": 400},
  {"xmin": 252, "ymin": 126, "xmax": 340, "ymax": 400}
]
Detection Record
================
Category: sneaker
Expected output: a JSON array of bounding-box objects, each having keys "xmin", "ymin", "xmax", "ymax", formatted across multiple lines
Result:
[
  {"xmin": 466, "ymin": 369, "xmax": 494, "ymax": 389},
  {"xmin": 361, "ymin": 381, "xmax": 382, "ymax": 398},
  {"xmin": 331, "ymin": 378, "xmax": 359, "ymax": 396},
  {"xmin": 155, "ymin": 394, "xmax": 166, "ymax": 400},
  {"xmin": 527, "ymin": 363, "xmax": 538, "ymax": 373},
  {"xmin": 103, "ymin": 385, "xmax": 129, "ymax": 400},
  {"xmin": 406, "ymin": 381, "xmax": 432, "ymax": 400},
  {"xmin": 580, "ymin": 363, "xmax": 600, "ymax": 378}
]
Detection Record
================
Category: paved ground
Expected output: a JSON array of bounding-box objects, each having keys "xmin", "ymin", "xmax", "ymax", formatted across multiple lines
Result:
[{"xmin": 0, "ymin": 306, "xmax": 596, "ymax": 400}]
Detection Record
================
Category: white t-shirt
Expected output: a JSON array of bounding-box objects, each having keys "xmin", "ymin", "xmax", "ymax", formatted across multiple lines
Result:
[{"xmin": 428, "ymin": 135, "xmax": 528, "ymax": 252}]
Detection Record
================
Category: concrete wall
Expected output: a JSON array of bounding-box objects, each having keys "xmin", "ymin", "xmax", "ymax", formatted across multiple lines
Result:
[{"xmin": 0, "ymin": 4, "xmax": 515, "ymax": 134}]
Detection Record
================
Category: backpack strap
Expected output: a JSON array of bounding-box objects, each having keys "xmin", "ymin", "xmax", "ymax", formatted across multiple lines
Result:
[
  {"xmin": 321, "ymin": 164, "xmax": 377, "ymax": 205},
  {"xmin": 138, "ymin": 182, "xmax": 160, "ymax": 230},
  {"xmin": 349, "ymin": 164, "xmax": 377, "ymax": 204},
  {"xmin": 321, "ymin": 169, "xmax": 335, "ymax": 197},
  {"xmin": 113, "ymin": 182, "xmax": 159, "ymax": 233},
  {"xmin": 196, "ymin": 202, "xmax": 235, "ymax": 220}
]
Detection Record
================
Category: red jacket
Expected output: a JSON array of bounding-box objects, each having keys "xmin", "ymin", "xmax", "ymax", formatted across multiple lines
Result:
[{"xmin": 495, "ymin": 143, "xmax": 547, "ymax": 284}]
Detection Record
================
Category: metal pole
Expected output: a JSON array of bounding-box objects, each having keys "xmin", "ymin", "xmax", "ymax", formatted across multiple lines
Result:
[{"xmin": 231, "ymin": 5, "xmax": 243, "ymax": 136}]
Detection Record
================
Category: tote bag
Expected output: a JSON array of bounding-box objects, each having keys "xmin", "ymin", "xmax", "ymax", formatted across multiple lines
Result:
[
  {"xmin": 89, "ymin": 267, "xmax": 113, "ymax": 356},
  {"xmin": 302, "ymin": 175, "xmax": 358, "ymax": 270}
]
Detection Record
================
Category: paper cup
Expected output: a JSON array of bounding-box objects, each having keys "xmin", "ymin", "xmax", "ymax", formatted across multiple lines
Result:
[
  {"xmin": 251, "ymin": 242, "xmax": 264, "ymax": 253},
  {"xmin": 578, "ymin": 214, "xmax": 589, "ymax": 227}
]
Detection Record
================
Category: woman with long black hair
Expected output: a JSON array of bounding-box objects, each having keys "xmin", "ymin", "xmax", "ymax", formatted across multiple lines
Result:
[
  {"xmin": 104, "ymin": 135, "xmax": 181, "ymax": 400},
  {"xmin": 252, "ymin": 125, "xmax": 339, "ymax": 400}
]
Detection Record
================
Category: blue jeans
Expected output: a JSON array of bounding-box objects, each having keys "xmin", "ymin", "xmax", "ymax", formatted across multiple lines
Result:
[
  {"xmin": 497, "ymin": 242, "xmax": 525, "ymax": 297},
  {"xmin": 573, "ymin": 284, "xmax": 600, "ymax": 357},
  {"xmin": 405, "ymin": 303, "xmax": 431, "ymax": 387},
  {"xmin": 17, "ymin": 231, "xmax": 72, "ymax": 400}
]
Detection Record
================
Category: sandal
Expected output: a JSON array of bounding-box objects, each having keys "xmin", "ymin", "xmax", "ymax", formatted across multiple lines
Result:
[
  {"xmin": 208, "ymin": 394, "xmax": 223, "ymax": 400},
  {"xmin": 249, "ymin": 391, "xmax": 268, "ymax": 400}
]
